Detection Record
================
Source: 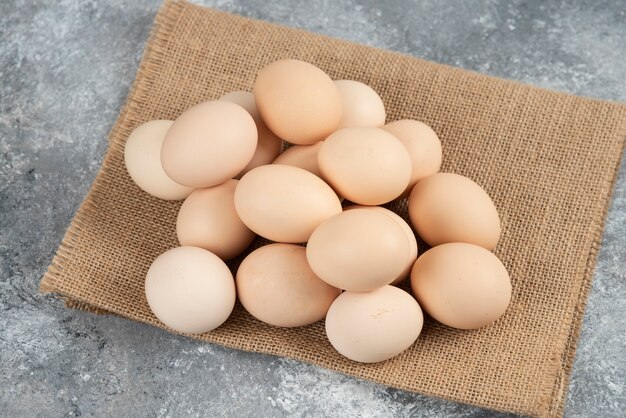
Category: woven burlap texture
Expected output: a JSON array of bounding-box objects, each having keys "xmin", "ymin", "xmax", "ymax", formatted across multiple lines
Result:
[{"xmin": 40, "ymin": 1, "xmax": 626, "ymax": 416}]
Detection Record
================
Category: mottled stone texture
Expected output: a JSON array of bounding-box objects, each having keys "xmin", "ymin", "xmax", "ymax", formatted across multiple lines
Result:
[{"xmin": 1, "ymin": 0, "xmax": 624, "ymax": 416}]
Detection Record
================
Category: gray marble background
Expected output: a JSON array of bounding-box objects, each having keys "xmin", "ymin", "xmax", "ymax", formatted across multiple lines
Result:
[{"xmin": 1, "ymin": 0, "xmax": 625, "ymax": 416}]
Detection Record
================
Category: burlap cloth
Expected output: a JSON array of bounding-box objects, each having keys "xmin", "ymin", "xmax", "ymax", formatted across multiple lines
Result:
[{"xmin": 40, "ymin": 1, "xmax": 626, "ymax": 416}]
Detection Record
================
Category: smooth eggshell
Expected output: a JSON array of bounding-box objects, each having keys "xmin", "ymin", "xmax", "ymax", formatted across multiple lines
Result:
[
  {"xmin": 272, "ymin": 142, "xmax": 324, "ymax": 178},
  {"xmin": 325, "ymin": 286, "xmax": 423, "ymax": 363},
  {"xmin": 344, "ymin": 205, "xmax": 418, "ymax": 285},
  {"xmin": 382, "ymin": 119, "xmax": 442, "ymax": 195},
  {"xmin": 219, "ymin": 91, "xmax": 283, "ymax": 178},
  {"xmin": 334, "ymin": 80, "xmax": 386, "ymax": 129},
  {"xmin": 236, "ymin": 243, "xmax": 341, "ymax": 327},
  {"xmin": 408, "ymin": 172, "xmax": 501, "ymax": 249},
  {"xmin": 124, "ymin": 120, "xmax": 193, "ymax": 200},
  {"xmin": 176, "ymin": 179, "xmax": 256, "ymax": 260},
  {"xmin": 318, "ymin": 127, "xmax": 412, "ymax": 205},
  {"xmin": 411, "ymin": 243, "xmax": 512, "ymax": 329},
  {"xmin": 161, "ymin": 100, "xmax": 257, "ymax": 188},
  {"xmin": 253, "ymin": 59, "xmax": 341, "ymax": 145},
  {"xmin": 145, "ymin": 246, "xmax": 235, "ymax": 334},
  {"xmin": 234, "ymin": 164, "xmax": 342, "ymax": 243},
  {"xmin": 306, "ymin": 209, "xmax": 410, "ymax": 291},
  {"xmin": 219, "ymin": 91, "xmax": 262, "ymax": 120}
]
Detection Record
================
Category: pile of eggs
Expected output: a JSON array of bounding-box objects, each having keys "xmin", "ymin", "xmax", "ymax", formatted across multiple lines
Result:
[{"xmin": 125, "ymin": 59, "xmax": 511, "ymax": 364}]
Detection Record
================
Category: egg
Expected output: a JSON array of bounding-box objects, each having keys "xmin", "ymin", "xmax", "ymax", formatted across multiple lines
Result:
[
  {"xmin": 411, "ymin": 243, "xmax": 511, "ymax": 329},
  {"xmin": 318, "ymin": 127, "xmax": 412, "ymax": 205},
  {"xmin": 176, "ymin": 179, "xmax": 255, "ymax": 260},
  {"xmin": 334, "ymin": 80, "xmax": 386, "ymax": 129},
  {"xmin": 253, "ymin": 59, "xmax": 341, "ymax": 145},
  {"xmin": 234, "ymin": 164, "xmax": 342, "ymax": 243},
  {"xmin": 219, "ymin": 91, "xmax": 283, "ymax": 178},
  {"xmin": 161, "ymin": 100, "xmax": 257, "ymax": 188},
  {"xmin": 273, "ymin": 142, "xmax": 344, "ymax": 200},
  {"xmin": 236, "ymin": 243, "xmax": 341, "ymax": 327},
  {"xmin": 325, "ymin": 286, "xmax": 423, "ymax": 363},
  {"xmin": 123, "ymin": 120, "xmax": 193, "ymax": 200},
  {"xmin": 306, "ymin": 208, "xmax": 410, "ymax": 291},
  {"xmin": 344, "ymin": 205, "xmax": 418, "ymax": 285},
  {"xmin": 145, "ymin": 246, "xmax": 236, "ymax": 334},
  {"xmin": 382, "ymin": 119, "xmax": 442, "ymax": 196},
  {"xmin": 408, "ymin": 172, "xmax": 501, "ymax": 249},
  {"xmin": 272, "ymin": 142, "xmax": 324, "ymax": 178}
]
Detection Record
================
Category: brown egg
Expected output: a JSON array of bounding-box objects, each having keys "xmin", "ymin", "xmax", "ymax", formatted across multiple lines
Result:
[
  {"xmin": 334, "ymin": 80, "xmax": 386, "ymax": 129},
  {"xmin": 124, "ymin": 120, "xmax": 194, "ymax": 200},
  {"xmin": 234, "ymin": 164, "xmax": 342, "ymax": 243},
  {"xmin": 325, "ymin": 286, "xmax": 423, "ymax": 363},
  {"xmin": 219, "ymin": 91, "xmax": 283, "ymax": 178},
  {"xmin": 236, "ymin": 243, "xmax": 342, "ymax": 327},
  {"xmin": 176, "ymin": 180, "xmax": 255, "ymax": 260},
  {"xmin": 161, "ymin": 100, "xmax": 257, "ymax": 188},
  {"xmin": 253, "ymin": 59, "xmax": 341, "ymax": 145},
  {"xmin": 145, "ymin": 246, "xmax": 235, "ymax": 334},
  {"xmin": 318, "ymin": 127, "xmax": 412, "ymax": 205},
  {"xmin": 408, "ymin": 173, "xmax": 501, "ymax": 249},
  {"xmin": 344, "ymin": 205, "xmax": 418, "ymax": 285},
  {"xmin": 272, "ymin": 142, "xmax": 324, "ymax": 178},
  {"xmin": 382, "ymin": 119, "xmax": 442, "ymax": 195},
  {"xmin": 273, "ymin": 142, "xmax": 345, "ymax": 200},
  {"xmin": 411, "ymin": 243, "xmax": 511, "ymax": 329},
  {"xmin": 306, "ymin": 208, "xmax": 410, "ymax": 292}
]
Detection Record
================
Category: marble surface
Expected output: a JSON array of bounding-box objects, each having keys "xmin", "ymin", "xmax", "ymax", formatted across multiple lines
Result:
[{"xmin": 1, "ymin": 0, "xmax": 625, "ymax": 416}]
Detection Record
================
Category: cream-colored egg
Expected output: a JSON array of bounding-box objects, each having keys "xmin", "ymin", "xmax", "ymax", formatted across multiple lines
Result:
[
  {"xmin": 318, "ymin": 127, "xmax": 412, "ymax": 205},
  {"xmin": 334, "ymin": 80, "xmax": 386, "ymax": 129},
  {"xmin": 145, "ymin": 246, "xmax": 235, "ymax": 334},
  {"xmin": 234, "ymin": 164, "xmax": 342, "ymax": 243},
  {"xmin": 408, "ymin": 172, "xmax": 501, "ymax": 249},
  {"xmin": 219, "ymin": 91, "xmax": 262, "ymax": 120},
  {"xmin": 306, "ymin": 209, "xmax": 410, "ymax": 292},
  {"xmin": 325, "ymin": 286, "xmax": 423, "ymax": 363},
  {"xmin": 236, "ymin": 243, "xmax": 341, "ymax": 327},
  {"xmin": 344, "ymin": 205, "xmax": 417, "ymax": 285},
  {"xmin": 176, "ymin": 180, "xmax": 255, "ymax": 260},
  {"xmin": 272, "ymin": 142, "xmax": 324, "ymax": 178},
  {"xmin": 253, "ymin": 59, "xmax": 341, "ymax": 145},
  {"xmin": 219, "ymin": 91, "xmax": 283, "ymax": 178},
  {"xmin": 382, "ymin": 119, "xmax": 442, "ymax": 195},
  {"xmin": 161, "ymin": 100, "xmax": 257, "ymax": 188},
  {"xmin": 411, "ymin": 243, "xmax": 511, "ymax": 329},
  {"xmin": 123, "ymin": 120, "xmax": 193, "ymax": 200}
]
